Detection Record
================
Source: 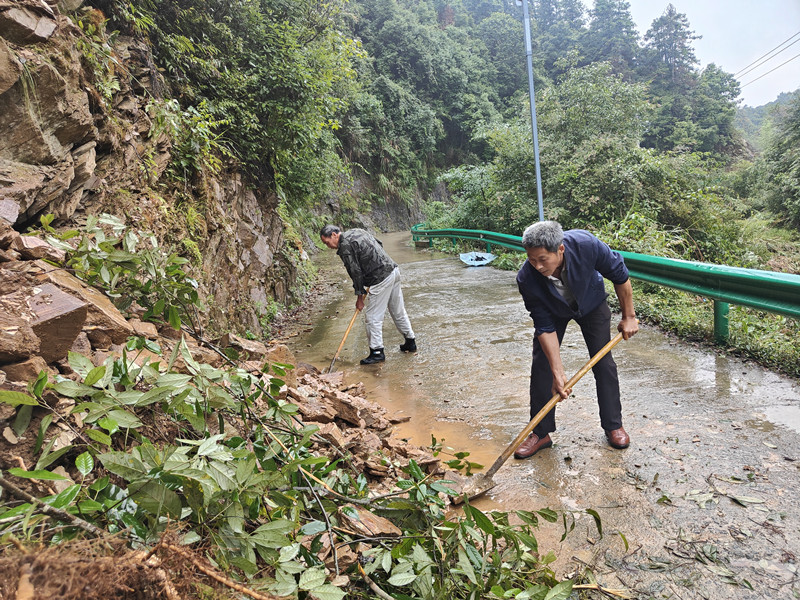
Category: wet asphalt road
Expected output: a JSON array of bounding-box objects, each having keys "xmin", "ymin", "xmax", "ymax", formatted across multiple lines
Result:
[{"xmin": 285, "ymin": 232, "xmax": 800, "ymax": 599}]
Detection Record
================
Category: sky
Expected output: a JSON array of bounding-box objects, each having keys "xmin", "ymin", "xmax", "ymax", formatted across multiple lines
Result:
[{"xmin": 623, "ymin": 0, "xmax": 800, "ymax": 107}]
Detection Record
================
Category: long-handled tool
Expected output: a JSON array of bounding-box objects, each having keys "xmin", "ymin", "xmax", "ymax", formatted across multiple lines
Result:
[
  {"xmin": 454, "ymin": 331, "xmax": 625, "ymax": 503},
  {"xmin": 327, "ymin": 307, "xmax": 361, "ymax": 373}
]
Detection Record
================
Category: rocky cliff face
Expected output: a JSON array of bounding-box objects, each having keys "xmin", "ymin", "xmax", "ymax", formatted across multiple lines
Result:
[{"xmin": 0, "ymin": 0, "xmax": 303, "ymax": 336}]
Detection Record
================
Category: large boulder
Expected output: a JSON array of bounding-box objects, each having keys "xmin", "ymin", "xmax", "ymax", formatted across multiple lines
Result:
[
  {"xmin": 27, "ymin": 282, "xmax": 88, "ymax": 362},
  {"xmin": 0, "ymin": 1, "xmax": 57, "ymax": 45},
  {"xmin": 35, "ymin": 261, "xmax": 134, "ymax": 344}
]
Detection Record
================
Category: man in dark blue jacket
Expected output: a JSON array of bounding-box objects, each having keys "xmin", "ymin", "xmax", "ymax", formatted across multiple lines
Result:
[{"xmin": 514, "ymin": 220, "xmax": 638, "ymax": 458}]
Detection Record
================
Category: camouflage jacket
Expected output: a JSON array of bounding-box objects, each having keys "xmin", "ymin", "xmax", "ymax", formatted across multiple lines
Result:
[{"xmin": 337, "ymin": 229, "xmax": 397, "ymax": 295}]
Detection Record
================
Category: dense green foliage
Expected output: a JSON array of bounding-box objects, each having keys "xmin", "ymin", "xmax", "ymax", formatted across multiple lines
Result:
[
  {"xmin": 0, "ymin": 219, "xmax": 597, "ymax": 598},
  {"xmin": 95, "ymin": 0, "xmax": 362, "ymax": 206},
  {"xmin": 85, "ymin": 0, "xmax": 799, "ymax": 241}
]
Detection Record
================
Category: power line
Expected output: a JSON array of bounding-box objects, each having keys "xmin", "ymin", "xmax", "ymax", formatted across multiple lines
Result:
[
  {"xmin": 740, "ymin": 50, "xmax": 800, "ymax": 88},
  {"xmin": 734, "ymin": 30, "xmax": 800, "ymax": 76},
  {"xmin": 736, "ymin": 36, "xmax": 800, "ymax": 79}
]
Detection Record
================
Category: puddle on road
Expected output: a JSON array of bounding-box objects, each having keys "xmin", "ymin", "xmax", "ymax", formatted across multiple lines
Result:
[{"xmin": 286, "ymin": 232, "xmax": 800, "ymax": 596}]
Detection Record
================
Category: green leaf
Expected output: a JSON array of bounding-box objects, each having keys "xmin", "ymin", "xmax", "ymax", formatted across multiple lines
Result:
[
  {"xmin": 300, "ymin": 520, "xmax": 326, "ymax": 535},
  {"xmin": 89, "ymin": 476, "xmax": 109, "ymax": 492},
  {"xmin": 52, "ymin": 380, "xmax": 95, "ymax": 398},
  {"xmin": 68, "ymin": 352, "xmax": 94, "ymax": 378},
  {"xmin": 85, "ymin": 429, "xmax": 113, "ymax": 446},
  {"xmin": 387, "ymin": 572, "xmax": 417, "ymax": 587},
  {"xmin": 585, "ymin": 508, "xmax": 603, "ymax": 537},
  {"xmin": 97, "ymin": 417, "xmax": 119, "ymax": 434},
  {"xmin": 543, "ymin": 580, "xmax": 573, "ymax": 600},
  {"xmin": 617, "ymin": 531, "xmax": 629, "ymax": 552},
  {"xmin": 7, "ymin": 468, "xmax": 68, "ymax": 480},
  {"xmin": 308, "ymin": 584, "xmax": 346, "ymax": 600},
  {"xmin": 537, "ymin": 508, "xmax": 559, "ymax": 523},
  {"xmin": 465, "ymin": 504, "xmax": 495, "ymax": 535},
  {"xmin": 99, "ymin": 451, "xmax": 149, "ymax": 480},
  {"xmin": 0, "ymin": 391, "xmax": 39, "ymax": 406},
  {"xmin": 272, "ymin": 569, "xmax": 298, "ymax": 596},
  {"xmin": 34, "ymin": 414, "xmax": 53, "ymax": 454},
  {"xmin": 407, "ymin": 459, "xmax": 425, "ymax": 481},
  {"xmin": 299, "ymin": 567, "xmax": 327, "ymax": 591},
  {"xmin": 457, "ymin": 546, "xmax": 477, "ymax": 584},
  {"xmin": 251, "ymin": 519, "xmax": 295, "ymax": 549},
  {"xmin": 156, "ymin": 373, "xmax": 193, "ymax": 387},
  {"xmin": 32, "ymin": 371, "xmax": 48, "ymax": 397},
  {"xmin": 516, "ymin": 531, "xmax": 539, "ymax": 553},
  {"xmin": 75, "ymin": 451, "xmax": 94, "ymax": 476},
  {"xmin": 278, "ymin": 543, "xmax": 301, "ymax": 562},
  {"xmin": 84, "ymin": 365, "xmax": 107, "ymax": 387},
  {"xmin": 12, "ymin": 405, "xmax": 33, "ymax": 437},
  {"xmin": 168, "ymin": 305, "xmax": 181, "ymax": 330},
  {"xmin": 48, "ymin": 484, "xmax": 80, "ymax": 509},
  {"xmin": 35, "ymin": 445, "xmax": 74, "ymax": 470},
  {"xmin": 381, "ymin": 549, "xmax": 393, "ymax": 573},
  {"xmin": 515, "ymin": 510, "xmax": 539, "ymax": 527},
  {"xmin": 130, "ymin": 481, "xmax": 182, "ymax": 519},
  {"xmin": 107, "ymin": 410, "xmax": 143, "ymax": 429}
]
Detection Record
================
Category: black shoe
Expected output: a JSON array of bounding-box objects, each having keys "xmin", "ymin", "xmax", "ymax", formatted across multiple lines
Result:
[
  {"xmin": 360, "ymin": 348, "xmax": 385, "ymax": 365},
  {"xmin": 399, "ymin": 337, "xmax": 417, "ymax": 353}
]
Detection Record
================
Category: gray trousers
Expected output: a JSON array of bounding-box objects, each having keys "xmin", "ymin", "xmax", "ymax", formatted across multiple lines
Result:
[{"xmin": 364, "ymin": 267, "xmax": 414, "ymax": 349}]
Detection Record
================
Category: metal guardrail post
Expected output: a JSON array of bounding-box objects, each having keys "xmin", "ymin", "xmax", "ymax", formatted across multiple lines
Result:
[{"xmin": 714, "ymin": 301, "xmax": 730, "ymax": 344}]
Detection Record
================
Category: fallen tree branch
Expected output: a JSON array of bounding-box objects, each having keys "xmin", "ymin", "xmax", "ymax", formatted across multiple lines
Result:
[
  {"xmin": 0, "ymin": 475, "xmax": 107, "ymax": 537},
  {"xmin": 358, "ymin": 562, "xmax": 394, "ymax": 600},
  {"xmin": 161, "ymin": 543, "xmax": 282, "ymax": 600},
  {"xmin": 573, "ymin": 582, "xmax": 635, "ymax": 599}
]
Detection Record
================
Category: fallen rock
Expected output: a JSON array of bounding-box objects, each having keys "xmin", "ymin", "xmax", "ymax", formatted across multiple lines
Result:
[
  {"xmin": 325, "ymin": 389, "xmax": 390, "ymax": 430},
  {"xmin": 1, "ymin": 355, "xmax": 49, "ymax": 383},
  {"xmin": 218, "ymin": 332, "xmax": 268, "ymax": 360},
  {"xmin": 0, "ymin": 310, "xmax": 40, "ymax": 363},
  {"xmin": 36, "ymin": 261, "xmax": 134, "ymax": 344},
  {"xmin": 27, "ymin": 282, "xmax": 87, "ymax": 363},
  {"xmin": 0, "ymin": 1, "xmax": 57, "ymax": 44},
  {"xmin": 287, "ymin": 386, "xmax": 337, "ymax": 423},
  {"xmin": 314, "ymin": 421, "xmax": 348, "ymax": 450},
  {"xmin": 337, "ymin": 505, "xmax": 401, "ymax": 538},
  {"xmin": 129, "ymin": 319, "xmax": 159, "ymax": 339},
  {"xmin": 11, "ymin": 235, "xmax": 65, "ymax": 262}
]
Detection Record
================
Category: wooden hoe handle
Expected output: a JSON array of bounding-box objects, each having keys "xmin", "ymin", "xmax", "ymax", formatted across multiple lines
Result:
[{"xmin": 484, "ymin": 331, "xmax": 625, "ymax": 479}]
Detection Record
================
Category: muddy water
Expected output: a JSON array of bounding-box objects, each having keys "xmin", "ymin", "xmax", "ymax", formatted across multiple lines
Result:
[{"xmin": 287, "ymin": 232, "xmax": 800, "ymax": 599}]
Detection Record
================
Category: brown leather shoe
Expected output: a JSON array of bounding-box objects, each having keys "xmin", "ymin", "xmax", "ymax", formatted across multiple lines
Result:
[
  {"xmin": 513, "ymin": 433, "xmax": 552, "ymax": 459},
  {"xmin": 605, "ymin": 427, "xmax": 630, "ymax": 449}
]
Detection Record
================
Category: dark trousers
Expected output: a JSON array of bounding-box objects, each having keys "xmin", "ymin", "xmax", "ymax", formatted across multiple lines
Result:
[{"xmin": 530, "ymin": 301, "xmax": 622, "ymax": 436}]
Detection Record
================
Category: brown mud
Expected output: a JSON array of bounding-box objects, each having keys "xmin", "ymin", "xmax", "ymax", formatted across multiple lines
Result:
[{"xmin": 276, "ymin": 232, "xmax": 800, "ymax": 600}]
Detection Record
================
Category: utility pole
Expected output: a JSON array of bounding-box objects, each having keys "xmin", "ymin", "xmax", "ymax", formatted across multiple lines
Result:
[{"xmin": 519, "ymin": 0, "xmax": 544, "ymax": 221}]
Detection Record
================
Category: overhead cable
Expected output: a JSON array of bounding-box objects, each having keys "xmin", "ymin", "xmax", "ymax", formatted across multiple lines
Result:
[
  {"xmin": 734, "ymin": 30, "xmax": 800, "ymax": 76},
  {"xmin": 740, "ymin": 50, "xmax": 800, "ymax": 88},
  {"xmin": 736, "ymin": 36, "xmax": 800, "ymax": 79}
]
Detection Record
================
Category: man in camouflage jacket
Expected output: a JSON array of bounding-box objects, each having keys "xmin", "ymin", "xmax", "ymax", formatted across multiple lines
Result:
[{"xmin": 320, "ymin": 225, "xmax": 417, "ymax": 364}]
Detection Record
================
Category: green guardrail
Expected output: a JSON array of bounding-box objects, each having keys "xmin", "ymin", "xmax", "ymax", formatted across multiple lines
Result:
[{"xmin": 411, "ymin": 224, "xmax": 800, "ymax": 343}]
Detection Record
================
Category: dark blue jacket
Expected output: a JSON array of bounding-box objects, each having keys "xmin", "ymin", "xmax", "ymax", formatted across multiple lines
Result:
[{"xmin": 516, "ymin": 230, "xmax": 629, "ymax": 335}]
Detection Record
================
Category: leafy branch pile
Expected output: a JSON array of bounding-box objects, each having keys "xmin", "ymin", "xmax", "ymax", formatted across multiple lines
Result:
[{"xmin": 0, "ymin": 219, "xmax": 590, "ymax": 599}]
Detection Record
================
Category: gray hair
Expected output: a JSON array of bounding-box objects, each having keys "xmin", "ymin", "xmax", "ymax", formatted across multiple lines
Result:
[
  {"xmin": 521, "ymin": 220, "xmax": 563, "ymax": 251},
  {"xmin": 320, "ymin": 224, "xmax": 341, "ymax": 238}
]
